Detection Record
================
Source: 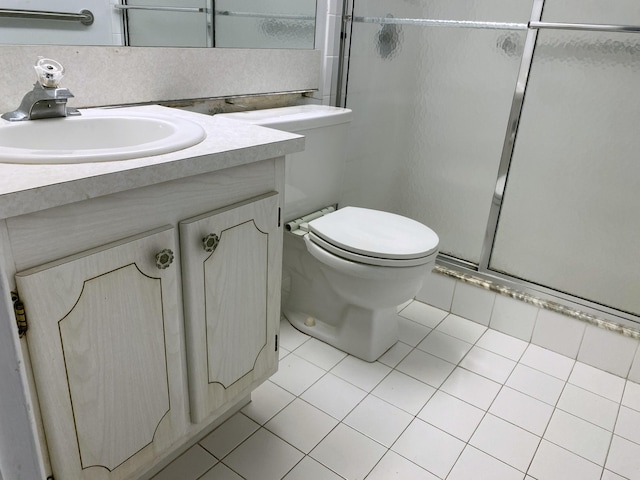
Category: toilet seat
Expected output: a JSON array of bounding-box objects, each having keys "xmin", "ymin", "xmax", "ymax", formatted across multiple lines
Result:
[{"xmin": 307, "ymin": 207, "xmax": 439, "ymax": 267}]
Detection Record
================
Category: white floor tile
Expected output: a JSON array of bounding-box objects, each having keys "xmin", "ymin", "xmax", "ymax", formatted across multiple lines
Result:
[
  {"xmin": 365, "ymin": 451, "xmax": 439, "ymax": 480},
  {"xmin": 156, "ymin": 300, "xmax": 640, "ymax": 480},
  {"xmin": 417, "ymin": 330, "xmax": 473, "ymax": 364},
  {"xmin": 271, "ymin": 354, "xmax": 326, "ymax": 396},
  {"xmin": 415, "ymin": 273, "xmax": 456, "ymax": 311},
  {"xmin": 556, "ymin": 383, "xmax": 619, "ymax": 431},
  {"xmin": 372, "ymin": 370, "xmax": 436, "ymax": 415},
  {"xmin": 200, "ymin": 413, "xmax": 259, "ymax": 459},
  {"xmin": 531, "ymin": 309, "xmax": 586, "ymax": 359},
  {"xmin": 344, "ymin": 395, "xmax": 413, "ymax": 447},
  {"xmin": 519, "ymin": 344, "xmax": 575, "ymax": 381},
  {"xmin": 505, "ymin": 364, "xmax": 565, "ymax": 406},
  {"xmin": 605, "ymin": 435, "xmax": 640, "ymax": 480},
  {"xmin": 418, "ymin": 391, "xmax": 484, "ymax": 441},
  {"xmin": 398, "ymin": 301, "xmax": 448, "ymax": 328},
  {"xmin": 282, "ymin": 456, "xmax": 344, "ymax": 480},
  {"xmin": 435, "ymin": 314, "xmax": 487, "ymax": 344},
  {"xmin": 223, "ymin": 428, "xmax": 304, "ymax": 480},
  {"xmin": 447, "ymin": 445, "xmax": 524, "ymax": 480},
  {"xmin": 470, "ymin": 414, "xmax": 540, "ymax": 472},
  {"xmin": 397, "ymin": 299, "xmax": 413, "ymax": 312},
  {"xmin": 242, "ymin": 380, "xmax": 296, "ymax": 425},
  {"xmin": 577, "ymin": 324, "xmax": 639, "ymax": 378},
  {"xmin": 331, "ymin": 355, "xmax": 391, "ymax": 392},
  {"xmin": 398, "ymin": 316, "xmax": 432, "ymax": 346},
  {"xmin": 489, "ymin": 295, "xmax": 538, "ymax": 342},
  {"xmin": 622, "ymin": 380, "xmax": 640, "ymax": 412},
  {"xmin": 396, "ymin": 349, "xmax": 456, "ymax": 388},
  {"xmin": 300, "ymin": 373, "xmax": 367, "ymax": 420},
  {"xmin": 265, "ymin": 399, "xmax": 338, "ymax": 454},
  {"xmin": 310, "ymin": 424, "xmax": 386, "ymax": 480},
  {"xmin": 199, "ymin": 463, "xmax": 243, "ymax": 480},
  {"xmin": 569, "ymin": 362, "xmax": 626, "ymax": 403},
  {"xmin": 602, "ymin": 470, "xmax": 629, "ymax": 480},
  {"xmin": 489, "ymin": 387, "xmax": 554, "ymax": 436},
  {"xmin": 544, "ymin": 410, "xmax": 612, "ymax": 466},
  {"xmin": 460, "ymin": 346, "xmax": 516, "ymax": 383},
  {"xmin": 378, "ymin": 341, "xmax": 413, "ymax": 368},
  {"xmin": 450, "ymin": 281, "xmax": 496, "ymax": 327},
  {"xmin": 476, "ymin": 329, "xmax": 528, "ymax": 361},
  {"xmin": 292, "ymin": 338, "xmax": 347, "ymax": 371},
  {"xmin": 614, "ymin": 406, "xmax": 640, "ymax": 445},
  {"xmin": 279, "ymin": 319, "xmax": 310, "ymax": 351},
  {"xmin": 440, "ymin": 367, "xmax": 502, "ymax": 410},
  {"xmin": 392, "ymin": 418, "xmax": 465, "ymax": 479},
  {"xmin": 152, "ymin": 445, "xmax": 217, "ymax": 480},
  {"xmin": 528, "ymin": 440, "xmax": 602, "ymax": 480}
]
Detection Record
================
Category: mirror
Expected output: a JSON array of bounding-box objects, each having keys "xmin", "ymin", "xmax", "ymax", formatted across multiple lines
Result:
[{"xmin": 0, "ymin": 0, "xmax": 317, "ymax": 49}]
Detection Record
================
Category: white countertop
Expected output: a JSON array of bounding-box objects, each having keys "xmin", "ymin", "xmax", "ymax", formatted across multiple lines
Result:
[{"xmin": 0, "ymin": 105, "xmax": 304, "ymax": 219}]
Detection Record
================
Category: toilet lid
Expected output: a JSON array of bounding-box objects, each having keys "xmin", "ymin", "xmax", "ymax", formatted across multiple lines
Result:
[{"xmin": 308, "ymin": 207, "xmax": 439, "ymax": 261}]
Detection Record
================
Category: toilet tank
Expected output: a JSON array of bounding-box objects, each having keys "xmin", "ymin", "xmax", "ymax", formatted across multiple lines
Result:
[{"xmin": 217, "ymin": 105, "xmax": 352, "ymax": 221}]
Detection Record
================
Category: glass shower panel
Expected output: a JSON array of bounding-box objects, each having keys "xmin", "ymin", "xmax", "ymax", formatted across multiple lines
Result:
[
  {"xmin": 343, "ymin": 0, "xmax": 531, "ymax": 263},
  {"xmin": 490, "ymin": 29, "xmax": 640, "ymax": 316}
]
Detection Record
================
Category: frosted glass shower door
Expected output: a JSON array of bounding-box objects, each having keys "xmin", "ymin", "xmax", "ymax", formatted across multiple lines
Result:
[
  {"xmin": 343, "ymin": 1, "xmax": 532, "ymax": 263},
  {"xmin": 490, "ymin": 28, "xmax": 640, "ymax": 316}
]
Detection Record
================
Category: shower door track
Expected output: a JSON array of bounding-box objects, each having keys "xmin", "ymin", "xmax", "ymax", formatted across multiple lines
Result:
[{"xmin": 338, "ymin": 0, "xmax": 640, "ymax": 329}]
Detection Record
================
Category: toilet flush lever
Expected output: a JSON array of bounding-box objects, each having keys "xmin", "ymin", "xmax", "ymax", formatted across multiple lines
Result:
[{"xmin": 203, "ymin": 233, "xmax": 220, "ymax": 253}]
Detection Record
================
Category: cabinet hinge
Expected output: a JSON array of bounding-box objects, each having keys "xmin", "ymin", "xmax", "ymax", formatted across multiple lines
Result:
[
  {"xmin": 277, "ymin": 207, "xmax": 281, "ymax": 227},
  {"xmin": 11, "ymin": 291, "xmax": 28, "ymax": 338},
  {"xmin": 275, "ymin": 334, "xmax": 279, "ymax": 351}
]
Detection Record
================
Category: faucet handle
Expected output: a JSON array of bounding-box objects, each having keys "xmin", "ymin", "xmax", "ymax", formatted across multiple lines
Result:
[{"xmin": 34, "ymin": 58, "xmax": 65, "ymax": 88}]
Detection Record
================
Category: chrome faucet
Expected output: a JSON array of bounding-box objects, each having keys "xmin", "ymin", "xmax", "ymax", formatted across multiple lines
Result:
[
  {"xmin": 1, "ymin": 57, "xmax": 81, "ymax": 122},
  {"xmin": 1, "ymin": 82, "xmax": 80, "ymax": 121}
]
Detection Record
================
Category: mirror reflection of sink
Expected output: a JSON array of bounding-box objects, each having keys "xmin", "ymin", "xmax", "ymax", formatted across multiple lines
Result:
[{"xmin": 0, "ymin": 111, "xmax": 206, "ymax": 164}]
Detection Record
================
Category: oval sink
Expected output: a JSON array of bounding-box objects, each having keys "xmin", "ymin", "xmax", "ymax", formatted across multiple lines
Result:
[{"xmin": 0, "ymin": 111, "xmax": 206, "ymax": 164}]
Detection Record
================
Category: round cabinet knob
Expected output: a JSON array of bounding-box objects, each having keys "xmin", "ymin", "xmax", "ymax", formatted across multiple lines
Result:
[
  {"xmin": 155, "ymin": 249, "xmax": 174, "ymax": 269},
  {"xmin": 202, "ymin": 233, "xmax": 220, "ymax": 253}
]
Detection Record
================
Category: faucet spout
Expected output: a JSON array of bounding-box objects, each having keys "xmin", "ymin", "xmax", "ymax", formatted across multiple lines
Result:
[{"xmin": 1, "ymin": 83, "xmax": 80, "ymax": 122}]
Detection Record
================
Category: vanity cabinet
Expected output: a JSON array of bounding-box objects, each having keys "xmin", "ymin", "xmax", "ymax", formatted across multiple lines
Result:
[
  {"xmin": 5, "ymin": 159, "xmax": 284, "ymax": 480},
  {"xmin": 181, "ymin": 193, "xmax": 280, "ymax": 424},
  {"xmin": 15, "ymin": 227, "xmax": 185, "ymax": 480}
]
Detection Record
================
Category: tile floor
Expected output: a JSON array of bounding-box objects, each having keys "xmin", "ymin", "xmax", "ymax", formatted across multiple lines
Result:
[{"xmin": 152, "ymin": 301, "xmax": 640, "ymax": 480}]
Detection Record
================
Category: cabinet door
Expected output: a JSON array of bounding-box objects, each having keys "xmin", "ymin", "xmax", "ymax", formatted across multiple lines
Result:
[
  {"xmin": 181, "ymin": 192, "xmax": 281, "ymax": 423},
  {"xmin": 15, "ymin": 226, "xmax": 186, "ymax": 480}
]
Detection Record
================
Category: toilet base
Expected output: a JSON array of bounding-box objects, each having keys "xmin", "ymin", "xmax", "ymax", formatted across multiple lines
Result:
[{"xmin": 283, "ymin": 305, "xmax": 399, "ymax": 362}]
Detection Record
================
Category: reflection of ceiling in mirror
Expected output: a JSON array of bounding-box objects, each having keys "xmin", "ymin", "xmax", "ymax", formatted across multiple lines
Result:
[{"xmin": 0, "ymin": 0, "xmax": 317, "ymax": 49}]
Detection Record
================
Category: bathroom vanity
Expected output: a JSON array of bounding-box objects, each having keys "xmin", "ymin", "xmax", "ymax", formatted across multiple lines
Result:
[{"xmin": 0, "ymin": 105, "xmax": 303, "ymax": 480}]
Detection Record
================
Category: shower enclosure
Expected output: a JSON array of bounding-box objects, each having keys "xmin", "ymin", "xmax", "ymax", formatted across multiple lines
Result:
[{"xmin": 338, "ymin": 0, "xmax": 640, "ymax": 328}]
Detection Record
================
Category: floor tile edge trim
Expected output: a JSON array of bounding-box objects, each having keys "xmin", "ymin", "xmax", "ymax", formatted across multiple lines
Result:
[{"xmin": 434, "ymin": 265, "xmax": 640, "ymax": 341}]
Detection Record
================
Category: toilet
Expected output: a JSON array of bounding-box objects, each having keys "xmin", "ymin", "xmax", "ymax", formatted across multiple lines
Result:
[{"xmin": 219, "ymin": 105, "xmax": 439, "ymax": 361}]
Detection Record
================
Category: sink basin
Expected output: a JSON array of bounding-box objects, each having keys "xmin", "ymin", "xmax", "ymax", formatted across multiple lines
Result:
[{"xmin": 0, "ymin": 110, "xmax": 206, "ymax": 164}]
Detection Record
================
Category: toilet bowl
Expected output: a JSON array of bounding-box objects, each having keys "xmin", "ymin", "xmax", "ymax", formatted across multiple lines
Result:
[
  {"xmin": 217, "ymin": 105, "xmax": 439, "ymax": 361},
  {"xmin": 283, "ymin": 206, "xmax": 438, "ymax": 361}
]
